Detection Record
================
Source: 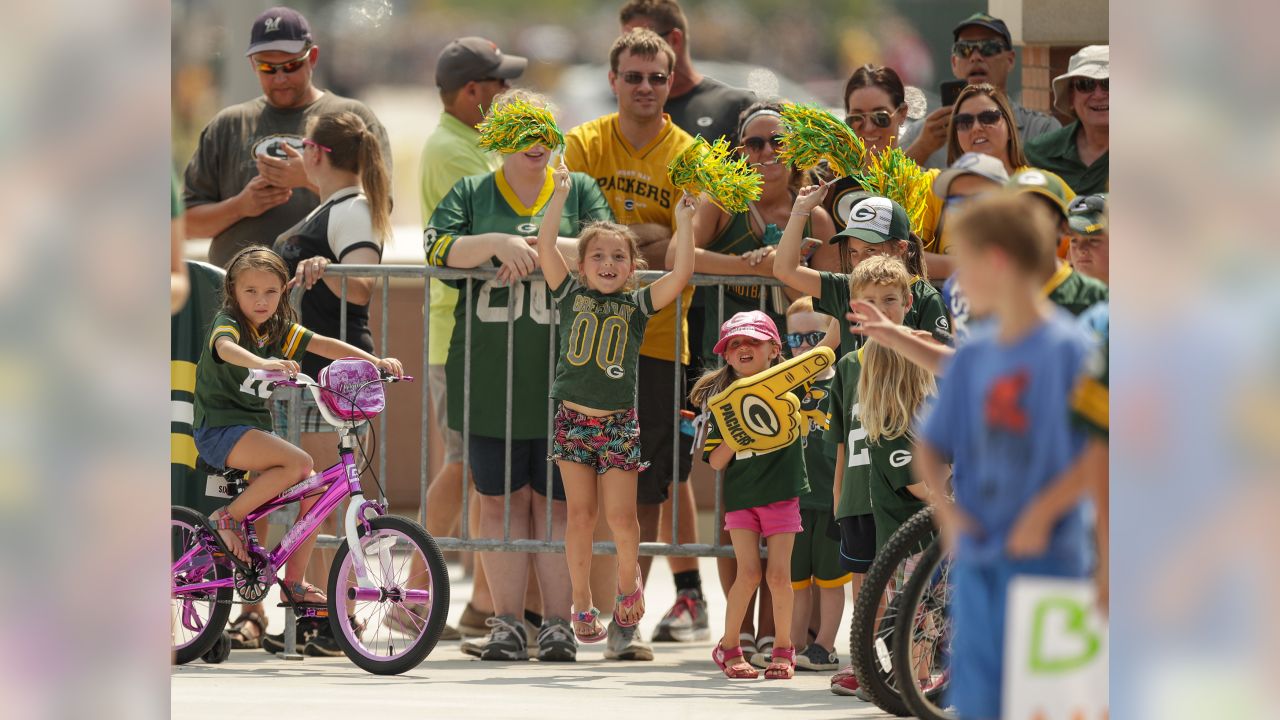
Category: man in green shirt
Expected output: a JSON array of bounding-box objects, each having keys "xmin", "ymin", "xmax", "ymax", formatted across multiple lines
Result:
[
  {"xmin": 417, "ymin": 36, "xmax": 526, "ymax": 642},
  {"xmin": 1026, "ymin": 46, "xmax": 1109, "ymax": 196}
]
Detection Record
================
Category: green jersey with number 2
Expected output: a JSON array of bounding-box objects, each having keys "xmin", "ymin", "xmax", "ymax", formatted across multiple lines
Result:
[{"xmin": 828, "ymin": 349, "xmax": 872, "ymax": 519}]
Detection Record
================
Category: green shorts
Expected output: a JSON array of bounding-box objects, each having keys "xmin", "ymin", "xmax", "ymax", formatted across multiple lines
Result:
[{"xmin": 790, "ymin": 508, "xmax": 853, "ymax": 589}]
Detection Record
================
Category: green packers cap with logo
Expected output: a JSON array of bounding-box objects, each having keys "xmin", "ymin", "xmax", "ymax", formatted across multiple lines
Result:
[
  {"xmin": 1005, "ymin": 167, "xmax": 1076, "ymax": 223},
  {"xmin": 833, "ymin": 194, "xmax": 911, "ymax": 244}
]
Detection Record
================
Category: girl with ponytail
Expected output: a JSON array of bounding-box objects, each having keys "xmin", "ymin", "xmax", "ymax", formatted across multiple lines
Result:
[{"xmin": 273, "ymin": 110, "xmax": 391, "ymax": 380}]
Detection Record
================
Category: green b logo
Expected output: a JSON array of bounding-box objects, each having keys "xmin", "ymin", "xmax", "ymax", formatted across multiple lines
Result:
[{"xmin": 1029, "ymin": 596, "xmax": 1102, "ymax": 673}]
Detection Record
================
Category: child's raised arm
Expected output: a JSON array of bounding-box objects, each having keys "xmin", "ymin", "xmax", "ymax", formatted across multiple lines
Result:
[
  {"xmin": 773, "ymin": 181, "xmax": 830, "ymax": 297},
  {"xmin": 537, "ymin": 161, "xmax": 573, "ymax": 292},
  {"xmin": 647, "ymin": 192, "xmax": 699, "ymax": 310}
]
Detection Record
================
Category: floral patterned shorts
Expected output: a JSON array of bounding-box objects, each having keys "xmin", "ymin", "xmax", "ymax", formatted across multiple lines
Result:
[{"xmin": 550, "ymin": 403, "xmax": 649, "ymax": 475}]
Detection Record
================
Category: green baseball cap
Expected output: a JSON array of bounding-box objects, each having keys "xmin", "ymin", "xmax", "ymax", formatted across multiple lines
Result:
[
  {"xmin": 1006, "ymin": 168, "xmax": 1076, "ymax": 221},
  {"xmin": 834, "ymin": 194, "xmax": 911, "ymax": 244},
  {"xmin": 1068, "ymin": 193, "xmax": 1108, "ymax": 235}
]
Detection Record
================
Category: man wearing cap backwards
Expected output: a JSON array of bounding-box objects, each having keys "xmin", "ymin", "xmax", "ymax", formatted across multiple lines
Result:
[
  {"xmin": 1026, "ymin": 46, "xmax": 1110, "ymax": 195},
  {"xmin": 414, "ymin": 36, "xmax": 527, "ymax": 647},
  {"xmin": 1066, "ymin": 194, "xmax": 1109, "ymax": 285},
  {"xmin": 183, "ymin": 6, "xmax": 390, "ymax": 268},
  {"xmin": 901, "ymin": 12, "xmax": 1060, "ymax": 170},
  {"xmin": 932, "ymin": 152, "xmax": 1010, "ymax": 342}
]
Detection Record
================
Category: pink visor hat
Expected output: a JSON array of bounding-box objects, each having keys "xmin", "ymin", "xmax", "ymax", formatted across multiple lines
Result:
[{"xmin": 713, "ymin": 310, "xmax": 782, "ymax": 355}]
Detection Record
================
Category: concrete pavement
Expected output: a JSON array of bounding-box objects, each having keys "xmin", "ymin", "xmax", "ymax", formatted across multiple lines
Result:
[{"xmin": 172, "ymin": 558, "xmax": 898, "ymax": 719}]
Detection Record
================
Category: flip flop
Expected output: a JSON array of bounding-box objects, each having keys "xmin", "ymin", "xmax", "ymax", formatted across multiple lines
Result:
[
  {"xmin": 612, "ymin": 565, "xmax": 645, "ymax": 628},
  {"xmin": 572, "ymin": 607, "xmax": 607, "ymax": 643}
]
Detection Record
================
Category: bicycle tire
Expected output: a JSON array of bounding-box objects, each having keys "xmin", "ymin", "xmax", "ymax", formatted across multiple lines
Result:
[
  {"xmin": 849, "ymin": 506, "xmax": 937, "ymax": 717},
  {"xmin": 893, "ymin": 537, "xmax": 956, "ymax": 720},
  {"xmin": 327, "ymin": 515, "xmax": 450, "ymax": 675},
  {"xmin": 172, "ymin": 506, "xmax": 233, "ymax": 665}
]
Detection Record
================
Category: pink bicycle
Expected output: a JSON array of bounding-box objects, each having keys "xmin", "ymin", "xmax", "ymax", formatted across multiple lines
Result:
[{"xmin": 171, "ymin": 359, "xmax": 448, "ymax": 675}]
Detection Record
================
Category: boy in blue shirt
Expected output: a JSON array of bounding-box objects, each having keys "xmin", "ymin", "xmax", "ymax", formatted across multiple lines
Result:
[{"xmin": 913, "ymin": 193, "xmax": 1096, "ymax": 720}]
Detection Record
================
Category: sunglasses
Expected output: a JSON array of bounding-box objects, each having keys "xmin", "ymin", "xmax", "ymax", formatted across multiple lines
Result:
[
  {"xmin": 845, "ymin": 110, "xmax": 894, "ymax": 129},
  {"xmin": 953, "ymin": 110, "xmax": 1005, "ymax": 132},
  {"xmin": 742, "ymin": 135, "xmax": 784, "ymax": 153},
  {"xmin": 1072, "ymin": 77, "xmax": 1109, "ymax": 94},
  {"xmin": 303, "ymin": 138, "xmax": 332, "ymax": 153},
  {"xmin": 952, "ymin": 39, "xmax": 1010, "ymax": 59},
  {"xmin": 252, "ymin": 47, "xmax": 312, "ymax": 75},
  {"xmin": 621, "ymin": 71, "xmax": 669, "ymax": 86},
  {"xmin": 785, "ymin": 331, "xmax": 826, "ymax": 349}
]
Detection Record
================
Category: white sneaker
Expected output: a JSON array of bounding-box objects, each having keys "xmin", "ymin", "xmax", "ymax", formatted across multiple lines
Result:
[{"xmin": 604, "ymin": 620, "xmax": 653, "ymax": 661}]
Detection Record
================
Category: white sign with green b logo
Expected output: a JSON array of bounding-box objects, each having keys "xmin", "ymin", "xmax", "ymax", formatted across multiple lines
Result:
[{"xmin": 1003, "ymin": 576, "xmax": 1109, "ymax": 720}]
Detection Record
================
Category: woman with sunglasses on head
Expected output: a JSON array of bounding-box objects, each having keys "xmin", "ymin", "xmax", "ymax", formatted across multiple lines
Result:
[
  {"xmin": 687, "ymin": 101, "xmax": 841, "ymax": 363},
  {"xmin": 837, "ymin": 65, "xmax": 947, "ymax": 279},
  {"xmin": 263, "ymin": 110, "xmax": 393, "ymax": 655}
]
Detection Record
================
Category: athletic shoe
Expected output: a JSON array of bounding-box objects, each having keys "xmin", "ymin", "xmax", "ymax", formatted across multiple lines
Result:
[
  {"xmin": 460, "ymin": 634, "xmax": 487, "ymax": 658},
  {"xmin": 604, "ymin": 620, "xmax": 654, "ymax": 661},
  {"xmin": 457, "ymin": 603, "xmax": 492, "ymax": 637},
  {"xmin": 303, "ymin": 621, "xmax": 344, "ymax": 657},
  {"xmin": 478, "ymin": 615, "xmax": 528, "ymax": 661},
  {"xmin": 536, "ymin": 617, "xmax": 577, "ymax": 662},
  {"xmin": 650, "ymin": 589, "xmax": 710, "ymax": 642},
  {"xmin": 261, "ymin": 616, "xmax": 323, "ymax": 654},
  {"xmin": 830, "ymin": 673, "xmax": 862, "ymax": 697},
  {"xmin": 795, "ymin": 643, "xmax": 840, "ymax": 671}
]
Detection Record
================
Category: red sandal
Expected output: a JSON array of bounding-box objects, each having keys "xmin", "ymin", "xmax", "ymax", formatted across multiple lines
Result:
[
  {"xmin": 764, "ymin": 646, "xmax": 796, "ymax": 680},
  {"xmin": 713, "ymin": 642, "xmax": 759, "ymax": 679}
]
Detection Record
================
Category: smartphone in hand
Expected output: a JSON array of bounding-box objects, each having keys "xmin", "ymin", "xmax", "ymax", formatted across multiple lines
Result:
[{"xmin": 940, "ymin": 80, "xmax": 967, "ymax": 108}]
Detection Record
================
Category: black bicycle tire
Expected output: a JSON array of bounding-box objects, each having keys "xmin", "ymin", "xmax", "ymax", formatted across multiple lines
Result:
[
  {"xmin": 172, "ymin": 506, "xmax": 234, "ymax": 665},
  {"xmin": 326, "ymin": 515, "xmax": 450, "ymax": 675},
  {"xmin": 893, "ymin": 537, "xmax": 957, "ymax": 720},
  {"xmin": 849, "ymin": 506, "xmax": 937, "ymax": 716}
]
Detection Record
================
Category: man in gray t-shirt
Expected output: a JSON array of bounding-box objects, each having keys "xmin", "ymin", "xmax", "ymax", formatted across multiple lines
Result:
[{"xmin": 183, "ymin": 6, "xmax": 389, "ymax": 267}]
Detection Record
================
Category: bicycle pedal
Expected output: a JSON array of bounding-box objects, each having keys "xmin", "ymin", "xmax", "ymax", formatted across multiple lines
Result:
[{"xmin": 279, "ymin": 602, "xmax": 329, "ymax": 619}]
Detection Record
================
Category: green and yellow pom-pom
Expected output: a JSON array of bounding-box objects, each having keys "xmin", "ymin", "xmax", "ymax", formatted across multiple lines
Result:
[
  {"xmin": 476, "ymin": 99, "xmax": 565, "ymax": 154},
  {"xmin": 776, "ymin": 103, "xmax": 867, "ymax": 178},
  {"xmin": 854, "ymin": 146, "xmax": 933, "ymax": 235},
  {"xmin": 667, "ymin": 135, "xmax": 763, "ymax": 214}
]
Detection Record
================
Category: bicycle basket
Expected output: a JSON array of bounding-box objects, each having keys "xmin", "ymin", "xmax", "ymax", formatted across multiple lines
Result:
[{"xmin": 318, "ymin": 358, "xmax": 385, "ymax": 421}]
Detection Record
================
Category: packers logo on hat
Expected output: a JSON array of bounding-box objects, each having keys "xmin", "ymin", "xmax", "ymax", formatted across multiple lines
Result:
[{"xmin": 707, "ymin": 346, "xmax": 835, "ymax": 456}]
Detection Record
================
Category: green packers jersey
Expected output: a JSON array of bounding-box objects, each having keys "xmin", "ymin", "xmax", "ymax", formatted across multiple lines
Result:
[
  {"xmin": 828, "ymin": 349, "xmax": 872, "ymax": 519},
  {"xmin": 816, "ymin": 273, "xmax": 950, "ymax": 357},
  {"xmin": 550, "ymin": 278, "xmax": 654, "ymax": 411},
  {"xmin": 426, "ymin": 167, "xmax": 613, "ymax": 439},
  {"xmin": 1045, "ymin": 264, "xmax": 1109, "ymax": 317},
  {"xmin": 194, "ymin": 312, "xmax": 313, "ymax": 431},
  {"xmin": 1072, "ymin": 302, "xmax": 1109, "ymax": 438},
  {"xmin": 703, "ymin": 390, "xmax": 810, "ymax": 513},
  {"xmin": 799, "ymin": 376, "xmax": 837, "ymax": 511},
  {"xmin": 867, "ymin": 434, "xmax": 927, "ymax": 549}
]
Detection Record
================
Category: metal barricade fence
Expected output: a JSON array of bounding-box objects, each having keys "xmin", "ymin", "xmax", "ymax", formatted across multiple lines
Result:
[{"xmin": 285, "ymin": 264, "xmax": 792, "ymax": 560}]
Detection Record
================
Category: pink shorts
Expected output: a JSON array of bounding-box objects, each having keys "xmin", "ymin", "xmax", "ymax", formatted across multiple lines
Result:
[{"xmin": 723, "ymin": 497, "xmax": 803, "ymax": 537}]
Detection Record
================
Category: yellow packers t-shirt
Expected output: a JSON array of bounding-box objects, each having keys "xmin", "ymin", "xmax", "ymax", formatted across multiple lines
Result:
[{"xmin": 564, "ymin": 113, "xmax": 695, "ymax": 364}]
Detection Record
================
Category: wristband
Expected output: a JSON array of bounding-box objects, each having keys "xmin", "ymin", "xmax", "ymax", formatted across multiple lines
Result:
[{"xmin": 790, "ymin": 211, "xmax": 811, "ymax": 217}]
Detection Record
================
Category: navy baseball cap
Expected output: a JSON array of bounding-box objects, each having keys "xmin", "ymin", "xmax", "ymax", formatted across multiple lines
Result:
[
  {"xmin": 245, "ymin": 7, "xmax": 313, "ymax": 57},
  {"xmin": 953, "ymin": 12, "xmax": 1012, "ymax": 47}
]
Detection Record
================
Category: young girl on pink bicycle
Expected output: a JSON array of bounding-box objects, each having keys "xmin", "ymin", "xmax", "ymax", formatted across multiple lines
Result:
[{"xmin": 193, "ymin": 246, "xmax": 402, "ymax": 605}]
